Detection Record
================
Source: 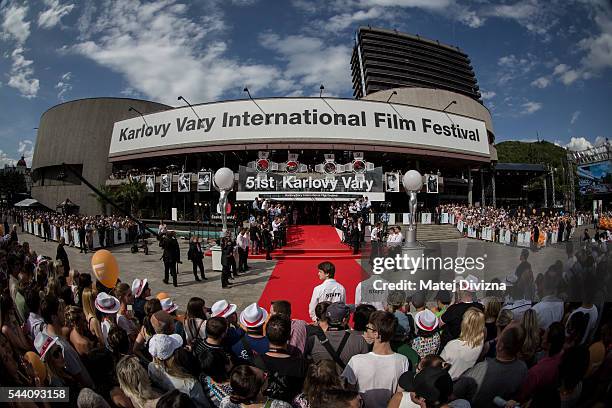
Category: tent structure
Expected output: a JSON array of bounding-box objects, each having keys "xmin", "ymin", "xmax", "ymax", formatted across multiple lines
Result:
[
  {"xmin": 57, "ymin": 198, "xmax": 79, "ymax": 215},
  {"xmin": 14, "ymin": 198, "xmax": 40, "ymax": 207}
]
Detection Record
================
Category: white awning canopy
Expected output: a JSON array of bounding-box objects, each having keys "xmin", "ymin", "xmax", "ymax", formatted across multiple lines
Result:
[{"xmin": 14, "ymin": 198, "xmax": 39, "ymax": 207}]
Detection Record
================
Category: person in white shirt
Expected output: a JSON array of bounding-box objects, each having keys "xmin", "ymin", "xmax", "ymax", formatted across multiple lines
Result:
[
  {"xmin": 236, "ymin": 228, "xmax": 250, "ymax": 272},
  {"xmin": 440, "ymin": 307, "xmax": 486, "ymax": 380},
  {"xmin": 308, "ymin": 261, "xmax": 346, "ymax": 322},
  {"xmin": 568, "ymin": 303, "xmax": 598, "ymax": 345},
  {"xmin": 342, "ymin": 310, "xmax": 410, "ymax": 408},
  {"xmin": 531, "ymin": 276, "xmax": 563, "ymax": 330}
]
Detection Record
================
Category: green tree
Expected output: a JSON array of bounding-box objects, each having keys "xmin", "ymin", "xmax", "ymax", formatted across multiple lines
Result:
[
  {"xmin": 116, "ymin": 179, "xmax": 147, "ymax": 217},
  {"xmin": 92, "ymin": 184, "xmax": 119, "ymax": 215},
  {"xmin": 0, "ymin": 171, "xmax": 27, "ymax": 205}
]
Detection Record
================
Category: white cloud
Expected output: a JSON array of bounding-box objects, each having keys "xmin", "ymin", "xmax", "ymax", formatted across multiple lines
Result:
[
  {"xmin": 327, "ymin": 7, "xmax": 384, "ymax": 32},
  {"xmin": 578, "ymin": 7, "xmax": 612, "ymax": 72},
  {"xmin": 480, "ymin": 90, "xmax": 496, "ymax": 100},
  {"xmin": 0, "ymin": 150, "xmax": 17, "ymax": 167},
  {"xmin": 531, "ymin": 76, "xmax": 551, "ymax": 88},
  {"xmin": 17, "ymin": 139, "xmax": 33, "ymax": 165},
  {"xmin": 38, "ymin": 0, "xmax": 75, "ymax": 29},
  {"xmin": 521, "ymin": 101, "xmax": 542, "ymax": 115},
  {"xmin": 565, "ymin": 136, "xmax": 592, "ymax": 151},
  {"xmin": 357, "ymin": 0, "xmax": 452, "ymax": 10},
  {"xmin": 496, "ymin": 53, "xmax": 538, "ymax": 85},
  {"xmin": 570, "ymin": 110, "xmax": 581, "ymax": 125},
  {"xmin": 482, "ymin": 0, "xmax": 562, "ymax": 39},
  {"xmin": 70, "ymin": 0, "xmax": 283, "ymax": 104},
  {"xmin": 1, "ymin": 4, "xmax": 30, "ymax": 44},
  {"xmin": 7, "ymin": 47, "xmax": 39, "ymax": 98},
  {"xmin": 55, "ymin": 71, "xmax": 72, "ymax": 101},
  {"xmin": 0, "ymin": 139, "xmax": 34, "ymax": 167},
  {"xmin": 594, "ymin": 136, "xmax": 608, "ymax": 146},
  {"xmin": 259, "ymin": 32, "xmax": 352, "ymax": 95}
]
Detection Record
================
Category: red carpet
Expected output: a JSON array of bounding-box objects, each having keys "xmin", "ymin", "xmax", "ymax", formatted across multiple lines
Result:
[{"xmin": 258, "ymin": 225, "xmax": 368, "ymax": 321}]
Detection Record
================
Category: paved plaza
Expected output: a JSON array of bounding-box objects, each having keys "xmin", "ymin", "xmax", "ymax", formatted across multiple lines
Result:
[{"xmin": 19, "ymin": 226, "xmax": 586, "ymax": 314}]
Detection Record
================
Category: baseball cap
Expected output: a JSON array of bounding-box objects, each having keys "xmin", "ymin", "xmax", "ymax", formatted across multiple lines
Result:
[
  {"xmin": 399, "ymin": 367, "xmax": 453, "ymax": 403},
  {"xmin": 148, "ymin": 333, "xmax": 183, "ymax": 360},
  {"xmin": 325, "ymin": 302, "xmax": 352, "ymax": 324}
]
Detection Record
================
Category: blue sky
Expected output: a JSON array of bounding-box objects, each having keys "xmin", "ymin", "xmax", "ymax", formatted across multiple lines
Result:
[{"xmin": 1, "ymin": 0, "xmax": 611, "ymax": 166}]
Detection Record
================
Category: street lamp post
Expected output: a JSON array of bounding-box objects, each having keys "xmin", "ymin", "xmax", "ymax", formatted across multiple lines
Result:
[
  {"xmin": 402, "ymin": 170, "xmax": 423, "ymax": 245},
  {"xmin": 213, "ymin": 167, "xmax": 234, "ymax": 235}
]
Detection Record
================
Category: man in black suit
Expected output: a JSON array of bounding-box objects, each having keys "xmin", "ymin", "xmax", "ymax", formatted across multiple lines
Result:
[
  {"xmin": 220, "ymin": 237, "xmax": 233, "ymax": 288},
  {"xmin": 161, "ymin": 231, "xmax": 181, "ymax": 287},
  {"xmin": 56, "ymin": 237, "xmax": 70, "ymax": 276},
  {"xmin": 78, "ymin": 223, "xmax": 87, "ymax": 253},
  {"xmin": 188, "ymin": 236, "xmax": 206, "ymax": 281}
]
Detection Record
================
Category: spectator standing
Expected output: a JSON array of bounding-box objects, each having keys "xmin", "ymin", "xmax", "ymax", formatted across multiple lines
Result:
[
  {"xmin": 441, "ymin": 307, "xmax": 485, "ymax": 380},
  {"xmin": 221, "ymin": 365, "xmax": 291, "ymax": 408},
  {"xmin": 116, "ymin": 355, "xmax": 161, "ymax": 408},
  {"xmin": 231, "ymin": 303, "xmax": 269, "ymax": 362},
  {"xmin": 305, "ymin": 302, "xmax": 368, "ymax": 373},
  {"xmin": 55, "ymin": 237, "xmax": 69, "ymax": 276},
  {"xmin": 453, "ymin": 324, "xmax": 528, "ymax": 408},
  {"xmin": 254, "ymin": 315, "xmax": 308, "ymax": 402},
  {"xmin": 148, "ymin": 333, "xmax": 208, "ymax": 407},
  {"xmin": 184, "ymin": 297, "xmax": 207, "ymax": 348},
  {"xmin": 270, "ymin": 300, "xmax": 307, "ymax": 354},
  {"xmin": 439, "ymin": 288, "xmax": 484, "ymax": 346},
  {"xmin": 131, "ymin": 278, "xmax": 150, "ymax": 324},
  {"xmin": 342, "ymin": 310, "xmax": 410, "ymax": 408},
  {"xmin": 411, "ymin": 309, "xmax": 442, "ymax": 359}
]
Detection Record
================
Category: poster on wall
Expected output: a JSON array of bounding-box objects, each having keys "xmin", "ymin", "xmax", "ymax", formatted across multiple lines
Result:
[
  {"xmin": 160, "ymin": 174, "xmax": 171, "ymax": 192},
  {"xmin": 426, "ymin": 174, "xmax": 439, "ymax": 193},
  {"xmin": 385, "ymin": 172, "xmax": 400, "ymax": 192},
  {"xmin": 178, "ymin": 173, "xmax": 191, "ymax": 192},
  {"xmin": 145, "ymin": 175, "xmax": 155, "ymax": 193},
  {"xmin": 197, "ymin": 171, "xmax": 211, "ymax": 191},
  {"xmin": 130, "ymin": 175, "xmax": 142, "ymax": 183}
]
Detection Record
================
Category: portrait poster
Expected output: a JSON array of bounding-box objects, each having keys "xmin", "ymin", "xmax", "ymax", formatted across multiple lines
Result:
[
  {"xmin": 385, "ymin": 172, "xmax": 400, "ymax": 192},
  {"xmin": 145, "ymin": 175, "xmax": 155, "ymax": 193},
  {"xmin": 426, "ymin": 174, "xmax": 439, "ymax": 193},
  {"xmin": 178, "ymin": 173, "xmax": 191, "ymax": 192},
  {"xmin": 197, "ymin": 171, "xmax": 211, "ymax": 192},
  {"xmin": 160, "ymin": 173, "xmax": 171, "ymax": 192}
]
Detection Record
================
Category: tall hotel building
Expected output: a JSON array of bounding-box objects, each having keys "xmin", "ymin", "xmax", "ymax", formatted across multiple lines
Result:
[{"xmin": 351, "ymin": 27, "xmax": 482, "ymax": 101}]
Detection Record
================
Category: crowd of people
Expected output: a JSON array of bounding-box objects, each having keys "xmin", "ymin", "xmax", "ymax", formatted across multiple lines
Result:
[
  {"xmin": 1, "ymin": 205, "xmax": 611, "ymax": 407},
  {"xmin": 435, "ymin": 205, "xmax": 609, "ymax": 247},
  {"xmin": 6, "ymin": 209, "xmax": 142, "ymax": 252}
]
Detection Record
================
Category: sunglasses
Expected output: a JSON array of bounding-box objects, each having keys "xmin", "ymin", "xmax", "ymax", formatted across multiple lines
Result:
[{"xmin": 365, "ymin": 325, "xmax": 377, "ymax": 333}]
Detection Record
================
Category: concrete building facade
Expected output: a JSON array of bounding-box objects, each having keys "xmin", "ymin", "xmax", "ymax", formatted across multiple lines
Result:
[{"xmin": 31, "ymin": 98, "xmax": 169, "ymax": 215}]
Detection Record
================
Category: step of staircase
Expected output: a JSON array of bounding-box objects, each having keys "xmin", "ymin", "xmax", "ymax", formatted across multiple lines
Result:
[{"xmin": 416, "ymin": 224, "xmax": 462, "ymax": 241}]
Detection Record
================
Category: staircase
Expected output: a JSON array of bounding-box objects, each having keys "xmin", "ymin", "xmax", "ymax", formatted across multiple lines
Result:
[{"xmin": 416, "ymin": 224, "xmax": 462, "ymax": 241}]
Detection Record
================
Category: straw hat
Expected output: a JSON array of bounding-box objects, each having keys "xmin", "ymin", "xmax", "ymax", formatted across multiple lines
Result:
[
  {"xmin": 211, "ymin": 299, "xmax": 237, "ymax": 318},
  {"xmin": 161, "ymin": 298, "xmax": 178, "ymax": 314},
  {"xmin": 239, "ymin": 303, "xmax": 268, "ymax": 328},
  {"xmin": 131, "ymin": 278, "xmax": 148, "ymax": 298},
  {"xmin": 415, "ymin": 309, "xmax": 439, "ymax": 332},
  {"xmin": 95, "ymin": 292, "xmax": 120, "ymax": 314}
]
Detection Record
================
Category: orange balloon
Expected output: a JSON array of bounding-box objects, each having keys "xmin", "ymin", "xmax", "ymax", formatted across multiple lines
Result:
[
  {"xmin": 24, "ymin": 351, "xmax": 47, "ymax": 383},
  {"xmin": 91, "ymin": 249, "xmax": 119, "ymax": 288},
  {"xmin": 156, "ymin": 292, "xmax": 170, "ymax": 301}
]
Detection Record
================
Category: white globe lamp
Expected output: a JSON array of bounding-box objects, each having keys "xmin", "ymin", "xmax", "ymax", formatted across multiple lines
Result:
[
  {"xmin": 402, "ymin": 170, "xmax": 423, "ymax": 244},
  {"xmin": 214, "ymin": 167, "xmax": 234, "ymax": 191},
  {"xmin": 214, "ymin": 167, "xmax": 234, "ymax": 233}
]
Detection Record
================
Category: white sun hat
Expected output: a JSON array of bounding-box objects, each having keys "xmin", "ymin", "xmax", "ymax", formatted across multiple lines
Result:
[
  {"xmin": 211, "ymin": 299, "xmax": 237, "ymax": 318},
  {"xmin": 131, "ymin": 278, "xmax": 148, "ymax": 298},
  {"xmin": 95, "ymin": 292, "xmax": 120, "ymax": 314},
  {"xmin": 239, "ymin": 302, "xmax": 268, "ymax": 329},
  {"xmin": 415, "ymin": 309, "xmax": 439, "ymax": 332},
  {"xmin": 148, "ymin": 333, "xmax": 183, "ymax": 360},
  {"xmin": 161, "ymin": 297, "xmax": 179, "ymax": 314}
]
